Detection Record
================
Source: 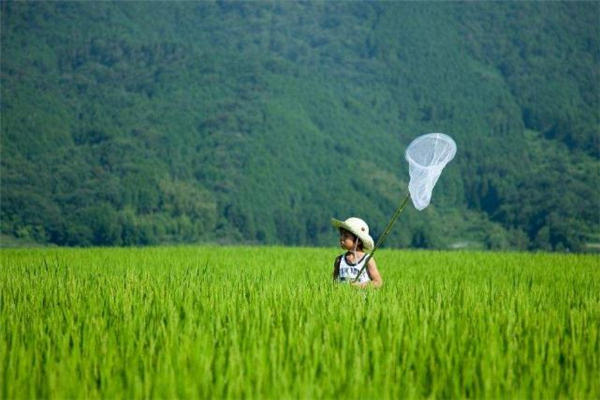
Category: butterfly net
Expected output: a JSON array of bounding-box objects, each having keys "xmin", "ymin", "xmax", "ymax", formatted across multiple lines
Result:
[{"xmin": 405, "ymin": 133, "xmax": 457, "ymax": 211}]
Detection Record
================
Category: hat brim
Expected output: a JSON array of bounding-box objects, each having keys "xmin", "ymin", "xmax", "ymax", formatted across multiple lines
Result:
[{"xmin": 331, "ymin": 218, "xmax": 375, "ymax": 251}]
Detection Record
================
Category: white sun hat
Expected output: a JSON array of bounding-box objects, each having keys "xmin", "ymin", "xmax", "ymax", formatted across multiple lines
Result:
[{"xmin": 331, "ymin": 217, "xmax": 375, "ymax": 251}]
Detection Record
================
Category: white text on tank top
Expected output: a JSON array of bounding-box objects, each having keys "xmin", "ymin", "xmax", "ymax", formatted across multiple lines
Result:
[{"xmin": 339, "ymin": 254, "xmax": 371, "ymax": 283}]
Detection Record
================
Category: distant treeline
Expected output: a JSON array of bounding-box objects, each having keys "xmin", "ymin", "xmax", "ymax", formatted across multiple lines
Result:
[{"xmin": 1, "ymin": 2, "xmax": 598, "ymax": 251}]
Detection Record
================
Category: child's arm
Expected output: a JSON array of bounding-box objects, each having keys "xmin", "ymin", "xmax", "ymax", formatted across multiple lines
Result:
[
  {"xmin": 332, "ymin": 256, "xmax": 341, "ymax": 282},
  {"xmin": 354, "ymin": 258, "xmax": 383, "ymax": 288}
]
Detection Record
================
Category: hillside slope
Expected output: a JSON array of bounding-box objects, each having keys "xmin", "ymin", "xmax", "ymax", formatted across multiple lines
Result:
[{"xmin": 1, "ymin": 2, "xmax": 598, "ymax": 250}]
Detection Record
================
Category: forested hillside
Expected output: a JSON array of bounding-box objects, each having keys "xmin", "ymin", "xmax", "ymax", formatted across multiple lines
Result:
[{"xmin": 1, "ymin": 2, "xmax": 598, "ymax": 251}]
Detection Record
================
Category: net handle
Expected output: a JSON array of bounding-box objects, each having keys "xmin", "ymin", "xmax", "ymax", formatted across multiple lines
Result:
[{"xmin": 352, "ymin": 193, "xmax": 410, "ymax": 283}]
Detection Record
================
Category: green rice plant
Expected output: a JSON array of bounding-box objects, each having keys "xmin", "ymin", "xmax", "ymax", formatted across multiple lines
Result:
[{"xmin": 1, "ymin": 247, "xmax": 599, "ymax": 399}]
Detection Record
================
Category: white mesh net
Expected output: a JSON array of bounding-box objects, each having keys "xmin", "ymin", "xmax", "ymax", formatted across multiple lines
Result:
[{"xmin": 405, "ymin": 133, "xmax": 457, "ymax": 211}]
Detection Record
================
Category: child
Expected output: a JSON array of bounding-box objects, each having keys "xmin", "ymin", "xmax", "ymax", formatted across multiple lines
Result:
[{"xmin": 331, "ymin": 217, "xmax": 383, "ymax": 288}]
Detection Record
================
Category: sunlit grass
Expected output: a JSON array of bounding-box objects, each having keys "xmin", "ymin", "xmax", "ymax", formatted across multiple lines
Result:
[{"xmin": 1, "ymin": 246, "xmax": 599, "ymax": 399}]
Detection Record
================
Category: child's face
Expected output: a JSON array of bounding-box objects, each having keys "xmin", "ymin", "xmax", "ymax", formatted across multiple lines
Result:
[{"xmin": 339, "ymin": 229, "xmax": 358, "ymax": 251}]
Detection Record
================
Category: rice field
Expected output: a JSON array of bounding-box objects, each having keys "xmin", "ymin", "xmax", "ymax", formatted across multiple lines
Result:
[{"xmin": 1, "ymin": 246, "xmax": 599, "ymax": 400}]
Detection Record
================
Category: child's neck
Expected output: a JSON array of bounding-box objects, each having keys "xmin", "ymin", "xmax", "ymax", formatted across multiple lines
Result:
[{"xmin": 346, "ymin": 250, "xmax": 365, "ymax": 259}]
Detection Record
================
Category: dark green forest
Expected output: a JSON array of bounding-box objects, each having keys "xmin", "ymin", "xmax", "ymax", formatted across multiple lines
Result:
[{"xmin": 1, "ymin": 1, "xmax": 598, "ymax": 251}]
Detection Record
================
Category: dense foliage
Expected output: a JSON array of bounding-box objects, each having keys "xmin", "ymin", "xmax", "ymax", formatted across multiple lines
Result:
[
  {"xmin": 2, "ymin": 247, "xmax": 599, "ymax": 399},
  {"xmin": 1, "ymin": 2, "xmax": 598, "ymax": 250}
]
